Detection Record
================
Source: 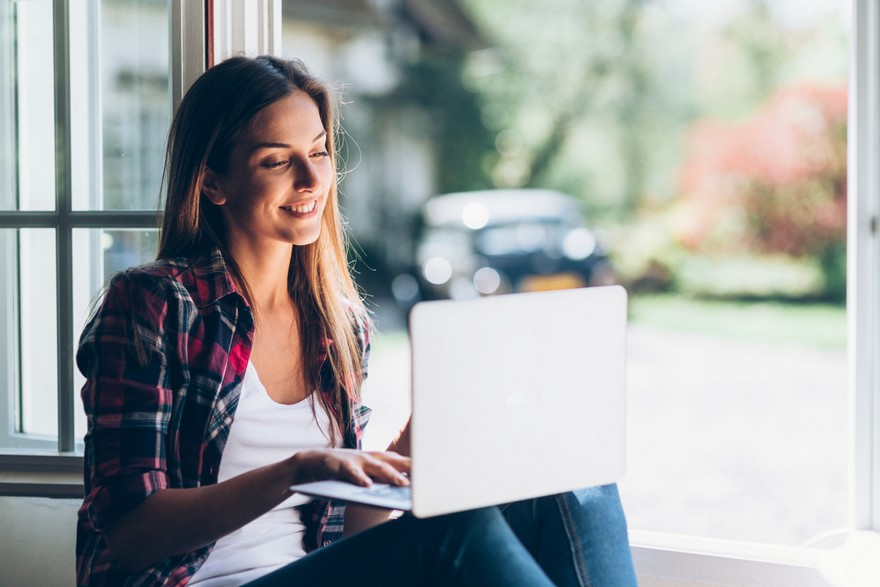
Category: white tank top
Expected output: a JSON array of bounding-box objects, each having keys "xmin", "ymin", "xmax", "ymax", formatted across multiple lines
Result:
[{"xmin": 189, "ymin": 361, "xmax": 333, "ymax": 586}]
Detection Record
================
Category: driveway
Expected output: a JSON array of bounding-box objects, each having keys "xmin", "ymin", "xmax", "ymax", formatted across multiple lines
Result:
[{"xmin": 361, "ymin": 323, "xmax": 848, "ymax": 548}]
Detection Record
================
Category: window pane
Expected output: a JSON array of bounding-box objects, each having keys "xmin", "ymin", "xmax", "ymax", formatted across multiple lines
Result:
[
  {"xmin": 72, "ymin": 228, "xmax": 158, "ymax": 441},
  {"xmin": 72, "ymin": 0, "xmax": 171, "ymax": 211},
  {"xmin": 0, "ymin": 231, "xmax": 16, "ymax": 438},
  {"xmin": 18, "ymin": 229, "xmax": 58, "ymax": 437},
  {"xmin": 0, "ymin": 5, "xmax": 15, "ymax": 210},
  {"xmin": 9, "ymin": 0, "xmax": 56, "ymax": 211},
  {"xmin": 290, "ymin": 0, "xmax": 850, "ymax": 549},
  {"xmin": 612, "ymin": 1, "xmax": 850, "ymax": 547}
]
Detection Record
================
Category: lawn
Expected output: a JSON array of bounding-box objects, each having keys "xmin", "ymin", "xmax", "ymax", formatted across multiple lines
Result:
[{"xmin": 629, "ymin": 294, "xmax": 847, "ymax": 350}]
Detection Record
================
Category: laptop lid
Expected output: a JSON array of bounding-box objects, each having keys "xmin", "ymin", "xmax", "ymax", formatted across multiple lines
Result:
[{"xmin": 408, "ymin": 285, "xmax": 627, "ymax": 518}]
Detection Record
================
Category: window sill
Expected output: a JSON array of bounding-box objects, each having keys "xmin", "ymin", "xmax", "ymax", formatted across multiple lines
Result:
[
  {"xmin": 0, "ymin": 451, "xmax": 83, "ymax": 499},
  {"xmin": 631, "ymin": 531, "xmax": 830, "ymax": 587}
]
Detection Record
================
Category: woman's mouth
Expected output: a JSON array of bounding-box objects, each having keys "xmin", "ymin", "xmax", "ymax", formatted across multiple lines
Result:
[{"xmin": 280, "ymin": 200, "xmax": 317, "ymax": 216}]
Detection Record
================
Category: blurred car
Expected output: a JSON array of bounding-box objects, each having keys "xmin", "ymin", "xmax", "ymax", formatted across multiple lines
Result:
[{"xmin": 391, "ymin": 189, "xmax": 615, "ymax": 307}]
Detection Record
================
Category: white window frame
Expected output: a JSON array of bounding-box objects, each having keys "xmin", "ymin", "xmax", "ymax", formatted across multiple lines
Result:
[
  {"xmin": 0, "ymin": 0, "xmax": 207, "ymax": 476},
  {"xmin": 1, "ymin": 1, "xmax": 877, "ymax": 584},
  {"xmin": 0, "ymin": 0, "xmax": 280, "ymax": 479},
  {"xmin": 848, "ymin": 0, "xmax": 880, "ymax": 535},
  {"xmin": 210, "ymin": 0, "xmax": 281, "ymax": 64}
]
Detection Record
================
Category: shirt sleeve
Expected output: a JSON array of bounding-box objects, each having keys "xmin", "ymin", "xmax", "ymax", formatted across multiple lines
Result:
[
  {"xmin": 77, "ymin": 271, "xmax": 174, "ymax": 533},
  {"xmin": 355, "ymin": 308, "xmax": 371, "ymax": 382},
  {"xmin": 353, "ymin": 311, "xmax": 372, "ymax": 436}
]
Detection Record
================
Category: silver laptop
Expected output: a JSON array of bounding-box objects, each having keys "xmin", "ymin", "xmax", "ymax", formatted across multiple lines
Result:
[{"xmin": 290, "ymin": 285, "xmax": 628, "ymax": 518}]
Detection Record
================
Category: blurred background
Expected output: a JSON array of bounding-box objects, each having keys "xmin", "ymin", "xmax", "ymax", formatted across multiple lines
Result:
[
  {"xmin": 279, "ymin": 0, "xmax": 849, "ymax": 550},
  {"xmin": 15, "ymin": 0, "xmax": 846, "ymax": 553}
]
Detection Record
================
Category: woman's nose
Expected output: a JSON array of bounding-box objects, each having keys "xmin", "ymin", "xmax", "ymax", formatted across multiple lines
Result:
[{"xmin": 293, "ymin": 158, "xmax": 319, "ymax": 192}]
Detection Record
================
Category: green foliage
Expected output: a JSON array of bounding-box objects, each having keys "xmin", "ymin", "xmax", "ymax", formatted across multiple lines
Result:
[
  {"xmin": 460, "ymin": 0, "xmax": 668, "ymax": 217},
  {"xmin": 392, "ymin": 56, "xmax": 496, "ymax": 193}
]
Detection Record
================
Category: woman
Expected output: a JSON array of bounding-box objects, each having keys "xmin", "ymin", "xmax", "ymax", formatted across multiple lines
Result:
[{"xmin": 76, "ymin": 55, "xmax": 638, "ymax": 586}]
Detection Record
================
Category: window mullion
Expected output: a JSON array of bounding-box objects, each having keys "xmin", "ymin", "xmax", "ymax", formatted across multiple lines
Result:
[
  {"xmin": 849, "ymin": 0, "xmax": 880, "ymax": 532},
  {"xmin": 211, "ymin": 0, "xmax": 281, "ymax": 63},
  {"xmin": 0, "ymin": 0, "xmax": 16, "ymax": 446},
  {"xmin": 52, "ymin": 0, "xmax": 74, "ymax": 454},
  {"xmin": 170, "ymin": 0, "xmax": 207, "ymax": 111}
]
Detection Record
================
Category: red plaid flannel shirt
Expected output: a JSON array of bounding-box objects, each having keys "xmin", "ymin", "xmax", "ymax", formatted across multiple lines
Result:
[{"xmin": 75, "ymin": 249, "xmax": 371, "ymax": 586}]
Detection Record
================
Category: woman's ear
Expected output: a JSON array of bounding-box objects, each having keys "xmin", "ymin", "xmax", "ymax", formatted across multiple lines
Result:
[{"xmin": 202, "ymin": 168, "xmax": 226, "ymax": 206}]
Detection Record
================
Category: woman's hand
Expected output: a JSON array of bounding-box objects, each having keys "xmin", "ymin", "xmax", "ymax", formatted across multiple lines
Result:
[
  {"xmin": 291, "ymin": 449, "xmax": 411, "ymax": 487},
  {"xmin": 104, "ymin": 449, "xmax": 409, "ymax": 570}
]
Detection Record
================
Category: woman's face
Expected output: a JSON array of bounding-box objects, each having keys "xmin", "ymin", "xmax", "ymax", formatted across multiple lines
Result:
[{"xmin": 205, "ymin": 90, "xmax": 333, "ymax": 250}]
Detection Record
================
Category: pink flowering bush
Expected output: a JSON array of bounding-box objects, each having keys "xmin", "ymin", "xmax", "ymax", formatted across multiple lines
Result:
[{"xmin": 671, "ymin": 83, "xmax": 847, "ymax": 299}]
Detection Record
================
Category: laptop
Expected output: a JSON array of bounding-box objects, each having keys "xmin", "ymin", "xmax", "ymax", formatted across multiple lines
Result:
[{"xmin": 290, "ymin": 285, "xmax": 628, "ymax": 518}]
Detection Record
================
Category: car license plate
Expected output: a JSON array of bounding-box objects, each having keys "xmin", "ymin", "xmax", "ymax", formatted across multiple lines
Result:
[{"xmin": 520, "ymin": 273, "xmax": 585, "ymax": 292}]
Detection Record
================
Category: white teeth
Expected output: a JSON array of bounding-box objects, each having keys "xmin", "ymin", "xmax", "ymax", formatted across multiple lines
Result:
[{"xmin": 284, "ymin": 201, "xmax": 316, "ymax": 214}]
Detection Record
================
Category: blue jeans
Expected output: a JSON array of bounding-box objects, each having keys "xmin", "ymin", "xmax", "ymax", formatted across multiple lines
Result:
[{"xmin": 247, "ymin": 484, "xmax": 637, "ymax": 586}]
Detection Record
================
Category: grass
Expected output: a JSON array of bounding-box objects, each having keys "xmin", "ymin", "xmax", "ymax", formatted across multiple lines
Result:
[
  {"xmin": 370, "ymin": 328, "xmax": 410, "ymax": 352},
  {"xmin": 370, "ymin": 294, "xmax": 848, "ymax": 351},
  {"xmin": 629, "ymin": 294, "xmax": 847, "ymax": 350}
]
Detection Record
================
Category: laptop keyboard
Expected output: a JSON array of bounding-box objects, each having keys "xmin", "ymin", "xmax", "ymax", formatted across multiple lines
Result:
[{"xmin": 363, "ymin": 484, "xmax": 412, "ymax": 501}]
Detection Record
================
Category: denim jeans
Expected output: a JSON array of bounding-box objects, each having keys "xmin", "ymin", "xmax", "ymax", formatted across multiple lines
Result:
[
  {"xmin": 246, "ymin": 484, "xmax": 637, "ymax": 586},
  {"xmin": 499, "ymin": 484, "xmax": 638, "ymax": 586}
]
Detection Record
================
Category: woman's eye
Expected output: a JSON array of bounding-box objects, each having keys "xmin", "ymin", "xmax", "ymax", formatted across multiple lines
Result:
[
  {"xmin": 261, "ymin": 160, "xmax": 288, "ymax": 169},
  {"xmin": 311, "ymin": 151, "xmax": 329, "ymax": 159}
]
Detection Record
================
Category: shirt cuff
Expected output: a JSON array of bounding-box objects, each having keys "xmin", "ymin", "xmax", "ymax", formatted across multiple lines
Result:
[{"xmin": 83, "ymin": 469, "xmax": 169, "ymax": 533}]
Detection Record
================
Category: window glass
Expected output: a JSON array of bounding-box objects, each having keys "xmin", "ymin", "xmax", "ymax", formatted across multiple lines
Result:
[
  {"xmin": 284, "ymin": 0, "xmax": 850, "ymax": 548},
  {"xmin": 0, "ymin": 0, "xmax": 169, "ymax": 446},
  {"xmin": 17, "ymin": 229, "xmax": 58, "ymax": 437},
  {"xmin": 9, "ymin": 0, "xmax": 56, "ymax": 211},
  {"xmin": 608, "ymin": 1, "xmax": 850, "ymax": 547},
  {"xmin": 72, "ymin": 0, "xmax": 171, "ymax": 211}
]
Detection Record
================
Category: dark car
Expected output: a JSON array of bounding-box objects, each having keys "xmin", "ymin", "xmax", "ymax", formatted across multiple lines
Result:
[{"xmin": 392, "ymin": 189, "xmax": 615, "ymax": 307}]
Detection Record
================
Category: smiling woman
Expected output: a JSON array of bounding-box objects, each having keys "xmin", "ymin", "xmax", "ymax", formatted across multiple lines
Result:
[
  {"xmin": 201, "ymin": 92, "xmax": 332, "ymax": 257},
  {"xmin": 72, "ymin": 54, "xmax": 638, "ymax": 587}
]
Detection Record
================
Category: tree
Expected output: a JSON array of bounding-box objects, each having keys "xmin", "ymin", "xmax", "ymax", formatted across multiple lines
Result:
[
  {"xmin": 674, "ymin": 83, "xmax": 847, "ymax": 299},
  {"xmin": 460, "ymin": 0, "xmax": 660, "ymax": 217}
]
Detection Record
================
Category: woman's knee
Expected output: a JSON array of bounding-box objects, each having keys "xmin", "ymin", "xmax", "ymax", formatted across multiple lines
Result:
[{"xmin": 560, "ymin": 484, "xmax": 628, "ymax": 525}]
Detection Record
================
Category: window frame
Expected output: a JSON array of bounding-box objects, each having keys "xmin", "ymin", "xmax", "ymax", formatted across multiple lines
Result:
[
  {"xmin": 848, "ymin": 0, "xmax": 880, "ymax": 535},
  {"xmin": 0, "ymin": 0, "xmax": 275, "ymax": 490},
  {"xmin": 0, "ymin": 0, "xmax": 876, "ymax": 584},
  {"xmin": 0, "ymin": 0, "xmax": 202, "ymax": 464}
]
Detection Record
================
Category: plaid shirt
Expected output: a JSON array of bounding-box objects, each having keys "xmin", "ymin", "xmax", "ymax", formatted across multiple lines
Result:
[{"xmin": 76, "ymin": 249, "xmax": 371, "ymax": 586}]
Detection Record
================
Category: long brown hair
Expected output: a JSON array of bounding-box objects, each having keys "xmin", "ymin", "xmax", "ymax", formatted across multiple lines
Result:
[{"xmin": 158, "ymin": 55, "xmax": 369, "ymax": 443}]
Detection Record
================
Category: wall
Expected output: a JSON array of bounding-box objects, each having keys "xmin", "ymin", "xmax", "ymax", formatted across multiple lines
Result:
[
  {"xmin": 0, "ymin": 496, "xmax": 78, "ymax": 586},
  {"xmin": 1, "ymin": 495, "xmax": 711, "ymax": 587}
]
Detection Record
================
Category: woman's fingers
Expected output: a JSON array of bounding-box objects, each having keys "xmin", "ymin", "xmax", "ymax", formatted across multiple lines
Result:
[
  {"xmin": 338, "ymin": 458, "xmax": 374, "ymax": 487},
  {"xmin": 361, "ymin": 455, "xmax": 410, "ymax": 486},
  {"xmin": 292, "ymin": 449, "xmax": 411, "ymax": 486},
  {"xmin": 370, "ymin": 451, "xmax": 412, "ymax": 473}
]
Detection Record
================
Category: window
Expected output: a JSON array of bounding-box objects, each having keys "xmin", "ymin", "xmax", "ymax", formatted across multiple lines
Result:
[
  {"xmin": 0, "ymin": 0, "xmax": 267, "ymax": 458},
  {"xmin": 284, "ymin": 0, "xmax": 878, "ymax": 583},
  {"xmin": 1, "ymin": 1, "xmax": 878, "ymax": 585},
  {"xmin": 355, "ymin": 0, "xmax": 852, "ymax": 546},
  {"xmin": 0, "ymin": 0, "xmax": 172, "ymax": 453}
]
